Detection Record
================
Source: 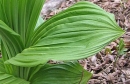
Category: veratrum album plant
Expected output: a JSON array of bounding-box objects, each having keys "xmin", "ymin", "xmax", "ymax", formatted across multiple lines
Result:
[{"xmin": 0, "ymin": 0, "xmax": 124, "ymax": 84}]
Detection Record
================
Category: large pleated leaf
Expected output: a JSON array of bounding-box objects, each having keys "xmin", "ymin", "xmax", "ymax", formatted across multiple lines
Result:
[
  {"xmin": 5, "ymin": 1, "xmax": 124, "ymax": 67},
  {"xmin": 0, "ymin": 58, "xmax": 29, "ymax": 84},
  {"xmin": 0, "ymin": 0, "xmax": 45, "ymax": 79},
  {"xmin": 30, "ymin": 62, "xmax": 92, "ymax": 84},
  {"xmin": 0, "ymin": 0, "xmax": 45, "ymax": 47},
  {"xmin": 0, "ymin": 20, "xmax": 24, "ymax": 59},
  {"xmin": 0, "ymin": 20, "xmax": 26, "ymax": 77}
]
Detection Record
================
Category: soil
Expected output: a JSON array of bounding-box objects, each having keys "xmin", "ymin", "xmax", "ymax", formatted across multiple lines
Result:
[{"xmin": 41, "ymin": 0, "xmax": 130, "ymax": 84}]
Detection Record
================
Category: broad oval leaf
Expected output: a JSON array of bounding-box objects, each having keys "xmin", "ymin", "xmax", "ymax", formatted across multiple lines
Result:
[
  {"xmin": 30, "ymin": 62, "xmax": 92, "ymax": 84},
  {"xmin": 5, "ymin": 1, "xmax": 124, "ymax": 67}
]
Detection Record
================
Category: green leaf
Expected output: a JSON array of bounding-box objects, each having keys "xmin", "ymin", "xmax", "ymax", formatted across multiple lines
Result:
[
  {"xmin": 0, "ymin": 21, "xmax": 28, "ymax": 78},
  {"xmin": 0, "ymin": 20, "xmax": 24, "ymax": 59},
  {"xmin": 117, "ymin": 38, "xmax": 126, "ymax": 55},
  {"xmin": 30, "ymin": 62, "xmax": 92, "ymax": 84},
  {"xmin": 5, "ymin": 1, "xmax": 124, "ymax": 67},
  {"xmin": 118, "ymin": 39, "xmax": 125, "ymax": 51},
  {"xmin": 31, "ymin": 1, "xmax": 118, "ymax": 44},
  {"xmin": 0, "ymin": 58, "xmax": 30, "ymax": 84},
  {"xmin": 35, "ymin": 16, "xmax": 44, "ymax": 29},
  {"xmin": 0, "ymin": 0, "xmax": 45, "ymax": 47},
  {"xmin": 0, "ymin": 0, "xmax": 45, "ymax": 79},
  {"xmin": 24, "ymin": 0, "xmax": 45, "ymax": 47}
]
